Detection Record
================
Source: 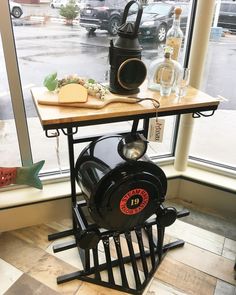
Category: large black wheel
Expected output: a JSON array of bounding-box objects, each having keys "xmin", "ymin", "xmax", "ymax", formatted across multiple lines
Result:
[
  {"xmin": 156, "ymin": 24, "xmax": 167, "ymax": 42},
  {"xmin": 12, "ymin": 7, "xmax": 23, "ymax": 18},
  {"xmin": 108, "ymin": 17, "xmax": 121, "ymax": 35}
]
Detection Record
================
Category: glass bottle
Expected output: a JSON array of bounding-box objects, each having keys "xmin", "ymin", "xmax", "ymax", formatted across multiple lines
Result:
[
  {"xmin": 166, "ymin": 7, "xmax": 183, "ymax": 61},
  {"xmin": 148, "ymin": 46, "xmax": 182, "ymax": 92}
]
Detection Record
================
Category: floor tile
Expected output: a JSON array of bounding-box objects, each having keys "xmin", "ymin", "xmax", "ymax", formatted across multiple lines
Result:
[
  {"xmin": 222, "ymin": 238, "xmax": 236, "ymax": 261},
  {"xmin": 75, "ymin": 281, "xmax": 127, "ymax": 295},
  {"xmin": 165, "ymin": 219, "xmax": 225, "ymax": 255},
  {"xmin": 46, "ymin": 236, "xmax": 83, "ymax": 269},
  {"xmin": 0, "ymin": 232, "xmax": 45, "ymax": 272},
  {"xmin": 4, "ymin": 273, "xmax": 59, "ymax": 295},
  {"xmin": 46, "ymin": 218, "xmax": 73, "ymax": 233},
  {"xmin": 167, "ymin": 242, "xmax": 236, "ymax": 285},
  {"xmin": 0, "ymin": 212, "xmax": 235, "ymax": 295},
  {"xmin": 0, "ymin": 258, "xmax": 22, "ymax": 295},
  {"xmin": 27, "ymin": 252, "xmax": 82, "ymax": 294},
  {"xmin": 155, "ymin": 256, "xmax": 216, "ymax": 295},
  {"xmin": 214, "ymin": 280, "xmax": 236, "ymax": 295},
  {"xmin": 145, "ymin": 278, "xmax": 188, "ymax": 295},
  {"xmin": 10, "ymin": 224, "xmax": 57, "ymax": 250}
]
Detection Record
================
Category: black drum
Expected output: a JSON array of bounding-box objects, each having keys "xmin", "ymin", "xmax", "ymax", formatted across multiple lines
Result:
[{"xmin": 75, "ymin": 134, "xmax": 167, "ymax": 231}]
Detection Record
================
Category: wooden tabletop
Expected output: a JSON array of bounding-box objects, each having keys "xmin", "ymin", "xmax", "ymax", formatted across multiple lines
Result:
[{"xmin": 31, "ymin": 84, "xmax": 220, "ymax": 130}]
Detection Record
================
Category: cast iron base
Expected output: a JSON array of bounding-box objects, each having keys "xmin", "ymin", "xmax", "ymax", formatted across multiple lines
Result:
[{"xmin": 48, "ymin": 201, "xmax": 189, "ymax": 294}]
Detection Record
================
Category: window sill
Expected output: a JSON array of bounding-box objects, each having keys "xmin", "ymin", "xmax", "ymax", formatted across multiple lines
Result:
[
  {"xmin": 0, "ymin": 180, "xmax": 73, "ymax": 210},
  {"xmin": 186, "ymin": 160, "xmax": 236, "ymax": 193},
  {"xmin": 159, "ymin": 161, "xmax": 236, "ymax": 193}
]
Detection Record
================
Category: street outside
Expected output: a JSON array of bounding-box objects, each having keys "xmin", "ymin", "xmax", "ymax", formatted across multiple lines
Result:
[{"xmin": 0, "ymin": 2, "xmax": 235, "ymax": 170}]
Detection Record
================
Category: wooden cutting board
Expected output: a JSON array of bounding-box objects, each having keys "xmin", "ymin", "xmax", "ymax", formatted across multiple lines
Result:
[{"xmin": 37, "ymin": 89, "xmax": 140, "ymax": 109}]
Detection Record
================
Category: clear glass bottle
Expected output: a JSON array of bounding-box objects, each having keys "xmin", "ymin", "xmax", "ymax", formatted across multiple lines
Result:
[
  {"xmin": 166, "ymin": 7, "xmax": 183, "ymax": 61},
  {"xmin": 148, "ymin": 46, "xmax": 182, "ymax": 92}
]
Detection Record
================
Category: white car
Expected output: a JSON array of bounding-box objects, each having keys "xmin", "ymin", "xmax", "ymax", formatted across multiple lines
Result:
[
  {"xmin": 50, "ymin": 0, "xmax": 82, "ymax": 9},
  {"xmin": 50, "ymin": 0, "xmax": 68, "ymax": 8},
  {"xmin": 9, "ymin": 1, "xmax": 23, "ymax": 18}
]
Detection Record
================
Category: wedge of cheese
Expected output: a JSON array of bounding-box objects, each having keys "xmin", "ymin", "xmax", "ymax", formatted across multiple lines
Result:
[{"xmin": 58, "ymin": 83, "xmax": 88, "ymax": 103}]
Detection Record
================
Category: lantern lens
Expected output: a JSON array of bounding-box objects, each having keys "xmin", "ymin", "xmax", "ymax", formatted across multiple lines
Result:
[{"xmin": 118, "ymin": 133, "xmax": 148, "ymax": 161}]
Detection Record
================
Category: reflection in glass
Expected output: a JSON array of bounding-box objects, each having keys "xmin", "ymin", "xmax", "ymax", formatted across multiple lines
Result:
[
  {"xmin": 190, "ymin": 0, "xmax": 236, "ymax": 169},
  {"xmin": 0, "ymin": 37, "xmax": 21, "ymax": 167}
]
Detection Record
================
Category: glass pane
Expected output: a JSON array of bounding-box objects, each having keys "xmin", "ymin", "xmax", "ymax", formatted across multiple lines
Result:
[
  {"xmin": 190, "ymin": 1, "xmax": 236, "ymax": 169},
  {"xmin": 0, "ymin": 37, "xmax": 21, "ymax": 168},
  {"xmin": 10, "ymin": 0, "xmax": 192, "ymax": 173}
]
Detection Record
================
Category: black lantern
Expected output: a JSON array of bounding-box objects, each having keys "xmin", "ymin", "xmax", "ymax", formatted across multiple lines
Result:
[{"xmin": 109, "ymin": 1, "xmax": 147, "ymax": 95}]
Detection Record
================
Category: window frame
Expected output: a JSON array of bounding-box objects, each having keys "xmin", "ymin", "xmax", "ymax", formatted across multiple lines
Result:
[{"xmin": 0, "ymin": 0, "xmax": 32, "ymax": 167}]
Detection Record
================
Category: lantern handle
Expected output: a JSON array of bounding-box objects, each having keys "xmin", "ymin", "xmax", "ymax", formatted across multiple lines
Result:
[{"xmin": 121, "ymin": 0, "xmax": 143, "ymax": 36}]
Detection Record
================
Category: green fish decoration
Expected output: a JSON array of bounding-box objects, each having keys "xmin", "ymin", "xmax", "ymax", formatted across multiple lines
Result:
[{"xmin": 0, "ymin": 160, "xmax": 45, "ymax": 189}]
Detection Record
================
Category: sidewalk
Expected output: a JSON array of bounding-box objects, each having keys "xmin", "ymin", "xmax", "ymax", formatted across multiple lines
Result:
[{"xmin": 12, "ymin": 3, "xmax": 80, "ymax": 27}]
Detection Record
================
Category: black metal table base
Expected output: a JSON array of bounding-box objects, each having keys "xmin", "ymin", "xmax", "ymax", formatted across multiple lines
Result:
[{"xmin": 48, "ymin": 201, "xmax": 189, "ymax": 294}]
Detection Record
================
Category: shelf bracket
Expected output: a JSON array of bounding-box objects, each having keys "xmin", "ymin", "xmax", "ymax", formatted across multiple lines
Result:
[
  {"xmin": 62, "ymin": 127, "xmax": 78, "ymax": 136},
  {"xmin": 192, "ymin": 110, "xmax": 215, "ymax": 118},
  {"xmin": 45, "ymin": 129, "xmax": 60, "ymax": 138}
]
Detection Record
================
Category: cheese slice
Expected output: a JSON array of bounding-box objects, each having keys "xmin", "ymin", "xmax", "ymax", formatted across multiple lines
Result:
[{"xmin": 58, "ymin": 83, "xmax": 88, "ymax": 103}]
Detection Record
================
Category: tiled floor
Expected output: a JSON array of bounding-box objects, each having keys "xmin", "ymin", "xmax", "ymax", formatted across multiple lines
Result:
[{"xmin": 0, "ymin": 217, "xmax": 235, "ymax": 295}]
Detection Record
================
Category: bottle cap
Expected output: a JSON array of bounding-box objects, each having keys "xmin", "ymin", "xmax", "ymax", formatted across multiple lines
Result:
[
  {"xmin": 174, "ymin": 7, "xmax": 182, "ymax": 16},
  {"xmin": 164, "ymin": 46, "xmax": 173, "ymax": 57}
]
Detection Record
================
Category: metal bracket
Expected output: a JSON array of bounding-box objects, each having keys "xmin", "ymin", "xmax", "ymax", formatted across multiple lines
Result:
[
  {"xmin": 45, "ymin": 129, "xmax": 60, "ymax": 138},
  {"xmin": 192, "ymin": 110, "xmax": 215, "ymax": 118},
  {"xmin": 62, "ymin": 127, "xmax": 78, "ymax": 136}
]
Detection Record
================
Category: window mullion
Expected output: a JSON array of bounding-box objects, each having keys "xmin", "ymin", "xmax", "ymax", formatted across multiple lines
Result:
[{"xmin": 0, "ymin": 1, "xmax": 32, "ymax": 166}]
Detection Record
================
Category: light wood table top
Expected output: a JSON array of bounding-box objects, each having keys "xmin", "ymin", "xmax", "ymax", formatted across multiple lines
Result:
[{"xmin": 31, "ymin": 84, "xmax": 220, "ymax": 130}]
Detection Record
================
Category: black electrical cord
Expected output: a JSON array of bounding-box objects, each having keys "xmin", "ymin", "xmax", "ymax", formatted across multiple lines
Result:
[{"xmin": 128, "ymin": 96, "xmax": 160, "ymax": 109}]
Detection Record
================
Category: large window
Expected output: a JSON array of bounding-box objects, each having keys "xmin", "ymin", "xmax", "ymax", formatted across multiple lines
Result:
[
  {"xmin": 2, "ymin": 0, "xmax": 187, "ymax": 174},
  {"xmin": 189, "ymin": 0, "xmax": 236, "ymax": 170},
  {"xmin": 1, "ymin": 0, "xmax": 235, "ymax": 180}
]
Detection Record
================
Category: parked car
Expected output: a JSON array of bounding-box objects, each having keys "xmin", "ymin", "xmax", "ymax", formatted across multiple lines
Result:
[
  {"xmin": 128, "ymin": 1, "xmax": 189, "ymax": 42},
  {"xmin": 9, "ymin": 1, "xmax": 23, "ymax": 18},
  {"xmin": 50, "ymin": 0, "xmax": 82, "ymax": 10},
  {"xmin": 79, "ymin": 0, "xmax": 132, "ymax": 35},
  {"xmin": 218, "ymin": 1, "xmax": 236, "ymax": 33},
  {"xmin": 50, "ymin": 0, "xmax": 68, "ymax": 8}
]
